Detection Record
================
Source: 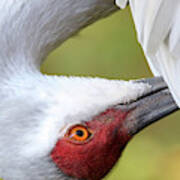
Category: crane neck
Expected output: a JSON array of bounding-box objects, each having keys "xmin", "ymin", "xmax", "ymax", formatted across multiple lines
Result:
[{"xmin": 0, "ymin": 0, "xmax": 117, "ymax": 74}]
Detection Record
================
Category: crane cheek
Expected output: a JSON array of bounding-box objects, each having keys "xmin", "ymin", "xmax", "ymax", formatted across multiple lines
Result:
[{"xmin": 50, "ymin": 115, "xmax": 131, "ymax": 180}]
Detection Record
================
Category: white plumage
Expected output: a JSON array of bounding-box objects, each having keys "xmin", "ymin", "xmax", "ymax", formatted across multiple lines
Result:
[
  {"xmin": 0, "ymin": 0, "xmax": 178, "ymax": 179},
  {"xmin": 0, "ymin": 1, "xmax": 152, "ymax": 179},
  {"xmin": 116, "ymin": 0, "xmax": 180, "ymax": 107}
]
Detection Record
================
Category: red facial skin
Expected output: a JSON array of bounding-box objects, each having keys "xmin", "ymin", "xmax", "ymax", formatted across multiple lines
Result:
[{"xmin": 51, "ymin": 108, "xmax": 131, "ymax": 180}]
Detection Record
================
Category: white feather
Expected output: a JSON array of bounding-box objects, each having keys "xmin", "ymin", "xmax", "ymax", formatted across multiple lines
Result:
[
  {"xmin": 116, "ymin": 0, "xmax": 180, "ymax": 107},
  {"xmin": 115, "ymin": 0, "xmax": 128, "ymax": 9}
]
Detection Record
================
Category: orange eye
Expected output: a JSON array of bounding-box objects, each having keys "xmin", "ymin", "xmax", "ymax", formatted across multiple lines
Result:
[{"xmin": 67, "ymin": 125, "xmax": 91, "ymax": 142}]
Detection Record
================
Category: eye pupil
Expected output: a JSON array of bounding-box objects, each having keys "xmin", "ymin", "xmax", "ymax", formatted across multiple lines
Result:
[
  {"xmin": 76, "ymin": 130, "xmax": 84, "ymax": 137},
  {"xmin": 67, "ymin": 125, "xmax": 92, "ymax": 142}
]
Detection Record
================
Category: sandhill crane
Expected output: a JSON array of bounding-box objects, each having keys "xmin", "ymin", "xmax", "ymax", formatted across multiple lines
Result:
[{"xmin": 0, "ymin": 1, "xmax": 178, "ymax": 180}]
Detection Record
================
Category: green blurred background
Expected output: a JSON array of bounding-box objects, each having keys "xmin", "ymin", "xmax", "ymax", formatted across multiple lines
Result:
[{"xmin": 42, "ymin": 7, "xmax": 180, "ymax": 180}]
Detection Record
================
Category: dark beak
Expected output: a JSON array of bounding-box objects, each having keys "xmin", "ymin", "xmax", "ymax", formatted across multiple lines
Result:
[{"xmin": 115, "ymin": 77, "xmax": 179, "ymax": 135}]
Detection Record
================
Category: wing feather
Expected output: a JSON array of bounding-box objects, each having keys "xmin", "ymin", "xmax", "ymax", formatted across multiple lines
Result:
[
  {"xmin": 126, "ymin": 0, "xmax": 180, "ymax": 106},
  {"xmin": 129, "ymin": 0, "xmax": 177, "ymax": 54},
  {"xmin": 115, "ymin": 0, "xmax": 129, "ymax": 9},
  {"xmin": 169, "ymin": 4, "xmax": 180, "ymax": 58}
]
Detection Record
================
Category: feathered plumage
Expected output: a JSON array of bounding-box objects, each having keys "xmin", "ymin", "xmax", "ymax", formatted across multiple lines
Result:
[
  {"xmin": 0, "ymin": 1, "xmax": 178, "ymax": 180},
  {"xmin": 116, "ymin": 0, "xmax": 180, "ymax": 107},
  {"xmin": 0, "ymin": 1, "xmax": 152, "ymax": 179}
]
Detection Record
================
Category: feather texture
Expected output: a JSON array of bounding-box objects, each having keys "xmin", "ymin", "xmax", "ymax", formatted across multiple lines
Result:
[
  {"xmin": 0, "ymin": 1, "xmax": 151, "ymax": 179},
  {"xmin": 0, "ymin": 0, "xmax": 117, "ymax": 79},
  {"xmin": 116, "ymin": 0, "xmax": 180, "ymax": 107}
]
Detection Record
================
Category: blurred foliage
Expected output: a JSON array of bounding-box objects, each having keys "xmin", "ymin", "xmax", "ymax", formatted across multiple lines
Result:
[{"xmin": 42, "ymin": 7, "xmax": 180, "ymax": 180}]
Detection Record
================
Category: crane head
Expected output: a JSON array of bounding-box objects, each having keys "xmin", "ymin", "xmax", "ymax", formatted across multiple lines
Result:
[
  {"xmin": 51, "ymin": 107, "xmax": 130, "ymax": 180},
  {"xmin": 0, "ymin": 76, "xmax": 177, "ymax": 180},
  {"xmin": 49, "ymin": 77, "xmax": 177, "ymax": 180}
]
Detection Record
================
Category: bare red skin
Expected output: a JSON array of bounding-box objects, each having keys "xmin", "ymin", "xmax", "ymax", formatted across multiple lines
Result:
[{"xmin": 51, "ymin": 108, "xmax": 131, "ymax": 180}]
